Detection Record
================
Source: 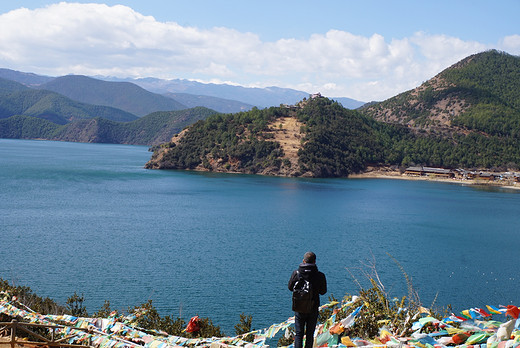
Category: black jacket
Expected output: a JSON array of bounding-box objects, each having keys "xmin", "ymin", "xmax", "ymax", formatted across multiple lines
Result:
[{"xmin": 288, "ymin": 262, "xmax": 327, "ymax": 308}]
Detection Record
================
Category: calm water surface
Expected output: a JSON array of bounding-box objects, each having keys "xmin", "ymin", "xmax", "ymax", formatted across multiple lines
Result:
[{"xmin": 1, "ymin": 139, "xmax": 519, "ymax": 334}]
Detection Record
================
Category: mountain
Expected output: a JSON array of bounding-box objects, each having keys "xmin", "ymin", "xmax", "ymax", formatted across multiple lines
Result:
[
  {"xmin": 0, "ymin": 107, "xmax": 216, "ymax": 145},
  {"xmin": 146, "ymin": 92, "xmax": 520, "ymax": 177},
  {"xmin": 109, "ymin": 77, "xmax": 368, "ymax": 109},
  {"xmin": 0, "ymin": 77, "xmax": 31, "ymax": 95},
  {"xmin": 360, "ymin": 50, "xmax": 520, "ymax": 138},
  {"xmin": 0, "ymin": 68, "xmax": 54, "ymax": 86},
  {"xmin": 0, "ymin": 68, "xmax": 366, "ymax": 111},
  {"xmin": 0, "ymin": 79, "xmax": 138, "ymax": 124},
  {"xmin": 163, "ymin": 92, "xmax": 254, "ymax": 113},
  {"xmin": 5, "ymin": 50, "xmax": 520, "ymax": 172},
  {"xmin": 39, "ymin": 75, "xmax": 187, "ymax": 117},
  {"xmin": 144, "ymin": 96, "xmax": 405, "ymax": 176},
  {"xmin": 333, "ymin": 97, "xmax": 366, "ymax": 109},
  {"xmin": 111, "ymin": 77, "xmax": 309, "ymax": 108},
  {"xmin": 0, "ymin": 115, "xmax": 64, "ymax": 139}
]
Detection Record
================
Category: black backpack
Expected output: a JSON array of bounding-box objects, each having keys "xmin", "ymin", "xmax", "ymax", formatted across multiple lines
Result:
[{"xmin": 292, "ymin": 271, "xmax": 315, "ymax": 313}]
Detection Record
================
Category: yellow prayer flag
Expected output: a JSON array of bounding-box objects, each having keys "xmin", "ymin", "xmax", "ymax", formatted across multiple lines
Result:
[
  {"xmin": 418, "ymin": 306, "xmax": 430, "ymax": 314},
  {"xmin": 341, "ymin": 336, "xmax": 356, "ymax": 347}
]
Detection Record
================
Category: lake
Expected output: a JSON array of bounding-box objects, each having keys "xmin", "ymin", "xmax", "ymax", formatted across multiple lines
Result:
[{"xmin": 1, "ymin": 138, "xmax": 519, "ymax": 334}]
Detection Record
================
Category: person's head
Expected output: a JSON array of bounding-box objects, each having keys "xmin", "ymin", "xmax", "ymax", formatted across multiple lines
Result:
[{"xmin": 303, "ymin": 251, "xmax": 316, "ymax": 264}]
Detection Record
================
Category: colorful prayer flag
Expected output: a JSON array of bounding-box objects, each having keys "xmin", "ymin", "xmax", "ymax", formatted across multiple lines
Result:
[{"xmin": 487, "ymin": 305, "xmax": 505, "ymax": 315}]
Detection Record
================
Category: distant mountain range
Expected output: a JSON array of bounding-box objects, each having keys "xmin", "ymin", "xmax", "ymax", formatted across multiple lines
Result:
[
  {"xmin": 0, "ymin": 69, "xmax": 365, "ymax": 112},
  {"xmin": 0, "ymin": 67, "xmax": 365, "ymax": 146},
  {"xmin": 163, "ymin": 92, "xmax": 254, "ymax": 113},
  {"xmin": 105, "ymin": 76, "xmax": 366, "ymax": 109}
]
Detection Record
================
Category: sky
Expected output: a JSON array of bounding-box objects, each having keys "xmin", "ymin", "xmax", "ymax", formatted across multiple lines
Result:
[{"xmin": 0, "ymin": 1, "xmax": 519, "ymax": 102}]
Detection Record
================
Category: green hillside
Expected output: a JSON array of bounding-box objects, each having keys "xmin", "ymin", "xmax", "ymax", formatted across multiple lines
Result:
[
  {"xmin": 0, "ymin": 77, "xmax": 31, "ymax": 95},
  {"xmin": 0, "ymin": 115, "xmax": 62, "ymax": 139},
  {"xmin": 0, "ymin": 89, "xmax": 138, "ymax": 124},
  {"xmin": 0, "ymin": 107, "xmax": 217, "ymax": 145},
  {"xmin": 442, "ymin": 51, "xmax": 520, "ymax": 136},
  {"xmin": 53, "ymin": 107, "xmax": 216, "ymax": 145},
  {"xmin": 3, "ymin": 50, "xmax": 520, "ymax": 173},
  {"xmin": 360, "ymin": 50, "xmax": 520, "ymax": 137},
  {"xmin": 40, "ymin": 75, "xmax": 187, "ymax": 117}
]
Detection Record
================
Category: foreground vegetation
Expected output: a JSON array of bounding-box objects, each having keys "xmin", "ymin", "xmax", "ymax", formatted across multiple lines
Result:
[
  {"xmin": 0, "ymin": 278, "xmax": 229, "ymax": 338},
  {"xmin": 0, "ymin": 256, "xmax": 448, "ymax": 346}
]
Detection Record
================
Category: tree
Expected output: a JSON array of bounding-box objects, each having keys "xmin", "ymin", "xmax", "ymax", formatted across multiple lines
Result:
[
  {"xmin": 234, "ymin": 313, "xmax": 253, "ymax": 342},
  {"xmin": 66, "ymin": 292, "xmax": 88, "ymax": 317}
]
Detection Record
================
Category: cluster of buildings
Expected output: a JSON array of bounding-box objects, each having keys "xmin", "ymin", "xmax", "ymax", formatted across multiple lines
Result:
[{"xmin": 404, "ymin": 166, "xmax": 520, "ymax": 183}]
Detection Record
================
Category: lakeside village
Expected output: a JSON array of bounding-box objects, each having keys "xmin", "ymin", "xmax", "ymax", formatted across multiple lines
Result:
[{"xmin": 402, "ymin": 166, "xmax": 520, "ymax": 185}]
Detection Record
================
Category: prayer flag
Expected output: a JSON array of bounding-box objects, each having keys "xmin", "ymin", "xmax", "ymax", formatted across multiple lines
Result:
[
  {"xmin": 473, "ymin": 307, "xmax": 491, "ymax": 317},
  {"xmin": 461, "ymin": 310, "xmax": 474, "ymax": 319},
  {"xmin": 506, "ymin": 305, "xmax": 520, "ymax": 319},
  {"xmin": 487, "ymin": 305, "xmax": 505, "ymax": 315},
  {"xmin": 444, "ymin": 315, "xmax": 463, "ymax": 323},
  {"xmin": 452, "ymin": 314, "xmax": 468, "ymax": 322}
]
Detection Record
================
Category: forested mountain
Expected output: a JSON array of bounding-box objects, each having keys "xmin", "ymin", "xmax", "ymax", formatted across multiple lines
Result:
[
  {"xmin": 0, "ymin": 74, "xmax": 216, "ymax": 143},
  {"xmin": 147, "ymin": 91, "xmax": 520, "ymax": 177},
  {"xmin": 0, "ymin": 68, "xmax": 54, "ymax": 86},
  {"xmin": 360, "ymin": 50, "xmax": 520, "ymax": 137},
  {"xmin": 0, "ymin": 77, "xmax": 31, "ymax": 94},
  {"xmin": 144, "ymin": 97, "xmax": 405, "ymax": 176},
  {"xmin": 39, "ymin": 75, "xmax": 186, "ymax": 117},
  {"xmin": 0, "ymin": 79, "xmax": 138, "ymax": 124},
  {"xmin": 0, "ymin": 107, "xmax": 216, "ymax": 145}
]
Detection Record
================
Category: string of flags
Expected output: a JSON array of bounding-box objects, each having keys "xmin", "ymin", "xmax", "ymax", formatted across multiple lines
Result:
[{"xmin": 1, "ymin": 291, "xmax": 519, "ymax": 348}]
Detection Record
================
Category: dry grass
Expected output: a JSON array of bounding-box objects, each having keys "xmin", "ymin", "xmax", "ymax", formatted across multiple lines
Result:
[{"xmin": 264, "ymin": 116, "xmax": 304, "ymax": 168}]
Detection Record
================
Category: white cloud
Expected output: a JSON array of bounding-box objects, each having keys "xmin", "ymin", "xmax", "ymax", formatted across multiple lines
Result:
[
  {"xmin": 500, "ymin": 35, "xmax": 520, "ymax": 55},
  {"xmin": 0, "ymin": 3, "xmax": 515, "ymax": 101}
]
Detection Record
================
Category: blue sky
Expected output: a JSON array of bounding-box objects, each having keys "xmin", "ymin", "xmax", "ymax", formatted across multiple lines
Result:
[{"xmin": 0, "ymin": 1, "xmax": 519, "ymax": 101}]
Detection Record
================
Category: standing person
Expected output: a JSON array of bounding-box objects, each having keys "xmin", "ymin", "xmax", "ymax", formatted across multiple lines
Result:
[{"xmin": 288, "ymin": 251, "xmax": 327, "ymax": 348}]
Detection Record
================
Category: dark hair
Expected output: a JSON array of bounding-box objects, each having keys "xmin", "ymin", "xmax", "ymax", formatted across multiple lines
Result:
[{"xmin": 303, "ymin": 251, "xmax": 316, "ymax": 263}]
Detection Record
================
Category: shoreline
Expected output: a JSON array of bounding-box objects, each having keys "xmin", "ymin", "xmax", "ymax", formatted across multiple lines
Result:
[{"xmin": 349, "ymin": 170, "xmax": 520, "ymax": 191}]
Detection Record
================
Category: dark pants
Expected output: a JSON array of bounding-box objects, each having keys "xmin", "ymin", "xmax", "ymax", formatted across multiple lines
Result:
[{"xmin": 294, "ymin": 310, "xmax": 318, "ymax": 348}]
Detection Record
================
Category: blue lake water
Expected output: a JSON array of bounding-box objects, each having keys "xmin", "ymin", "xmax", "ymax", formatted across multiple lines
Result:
[{"xmin": 1, "ymin": 138, "xmax": 519, "ymax": 334}]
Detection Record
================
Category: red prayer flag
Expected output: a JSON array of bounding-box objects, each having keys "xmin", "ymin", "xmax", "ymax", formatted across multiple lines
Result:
[
  {"xmin": 186, "ymin": 315, "xmax": 200, "ymax": 332},
  {"xmin": 505, "ymin": 305, "xmax": 520, "ymax": 319},
  {"xmin": 473, "ymin": 307, "xmax": 491, "ymax": 317}
]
